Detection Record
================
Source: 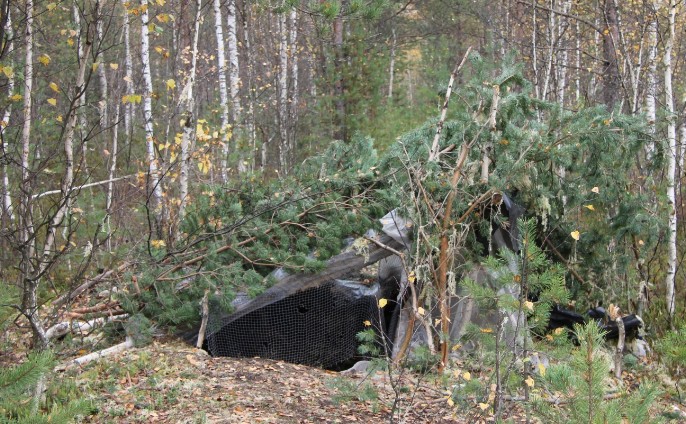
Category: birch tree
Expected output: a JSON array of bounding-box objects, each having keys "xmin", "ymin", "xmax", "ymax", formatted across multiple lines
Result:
[
  {"xmin": 277, "ymin": 6, "xmax": 289, "ymax": 173},
  {"xmin": 1, "ymin": 10, "xmax": 13, "ymax": 221},
  {"xmin": 122, "ymin": 0, "xmax": 134, "ymax": 154},
  {"xmin": 227, "ymin": 0, "xmax": 243, "ymax": 172},
  {"xmin": 663, "ymin": 0, "xmax": 677, "ymax": 323},
  {"xmin": 644, "ymin": 0, "xmax": 658, "ymax": 157},
  {"xmin": 213, "ymin": 0, "xmax": 230, "ymax": 181},
  {"xmin": 141, "ymin": 0, "xmax": 165, "ymax": 230},
  {"xmin": 288, "ymin": 7, "xmax": 298, "ymax": 158},
  {"xmin": 178, "ymin": 0, "xmax": 202, "ymax": 230}
]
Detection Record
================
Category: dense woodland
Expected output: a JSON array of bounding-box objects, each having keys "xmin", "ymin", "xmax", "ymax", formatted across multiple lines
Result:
[{"xmin": 2, "ymin": 0, "xmax": 686, "ymax": 422}]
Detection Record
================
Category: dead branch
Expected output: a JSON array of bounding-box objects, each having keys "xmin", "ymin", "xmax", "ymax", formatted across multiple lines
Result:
[
  {"xmin": 46, "ymin": 314, "xmax": 128, "ymax": 340},
  {"xmin": 614, "ymin": 316, "xmax": 626, "ymax": 380},
  {"xmin": 429, "ymin": 47, "xmax": 473, "ymax": 162},
  {"xmin": 32, "ymin": 175, "xmax": 136, "ymax": 200},
  {"xmin": 196, "ymin": 290, "xmax": 210, "ymax": 348},
  {"xmin": 52, "ymin": 262, "xmax": 133, "ymax": 308},
  {"xmin": 57, "ymin": 337, "xmax": 134, "ymax": 371}
]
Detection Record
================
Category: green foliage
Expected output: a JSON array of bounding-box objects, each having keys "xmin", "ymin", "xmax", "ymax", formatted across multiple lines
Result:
[
  {"xmin": 655, "ymin": 325, "xmax": 686, "ymax": 380},
  {"xmin": 532, "ymin": 323, "xmax": 661, "ymax": 424},
  {"xmin": 0, "ymin": 352, "xmax": 93, "ymax": 423}
]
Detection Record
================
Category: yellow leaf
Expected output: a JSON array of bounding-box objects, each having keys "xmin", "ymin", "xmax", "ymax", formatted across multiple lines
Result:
[
  {"xmin": 591, "ymin": 186, "xmax": 600, "ymax": 194},
  {"xmin": 570, "ymin": 230, "xmax": 580, "ymax": 241},
  {"xmin": 480, "ymin": 328, "xmax": 493, "ymax": 334},
  {"xmin": 150, "ymin": 239, "xmax": 166, "ymax": 248},
  {"xmin": 417, "ymin": 307, "xmax": 425, "ymax": 316},
  {"xmin": 49, "ymin": 82, "xmax": 60, "ymax": 92},
  {"xmin": 110, "ymin": 63, "xmax": 119, "ymax": 70},
  {"xmin": 155, "ymin": 46, "xmax": 165, "ymax": 55},
  {"xmin": 434, "ymin": 318, "xmax": 441, "ymax": 326},
  {"xmin": 378, "ymin": 298, "xmax": 388, "ymax": 308},
  {"xmin": 553, "ymin": 327, "xmax": 564, "ymax": 335},
  {"xmin": 166, "ymin": 79, "xmax": 176, "ymax": 90},
  {"xmin": 56, "ymin": 115, "xmax": 63, "ymax": 122},
  {"xmin": 156, "ymin": 13, "xmax": 170, "ymax": 23},
  {"xmin": 10, "ymin": 94, "xmax": 22, "ymax": 102},
  {"xmin": 92, "ymin": 62, "xmax": 100, "ymax": 72},
  {"xmin": 1, "ymin": 65, "xmax": 13, "ymax": 78},
  {"xmin": 447, "ymin": 398, "xmax": 454, "ymax": 407},
  {"xmin": 478, "ymin": 403, "xmax": 490, "ymax": 411},
  {"xmin": 524, "ymin": 301, "xmax": 534, "ymax": 311},
  {"xmin": 67, "ymin": 38, "xmax": 74, "ymax": 46},
  {"xmin": 525, "ymin": 376, "xmax": 535, "ymax": 387},
  {"xmin": 38, "ymin": 54, "xmax": 51, "ymax": 66},
  {"xmin": 47, "ymin": 98, "xmax": 57, "ymax": 106},
  {"xmin": 156, "ymin": 0, "xmax": 165, "ymax": 5},
  {"xmin": 462, "ymin": 371, "xmax": 471, "ymax": 381},
  {"xmin": 363, "ymin": 320, "xmax": 371, "ymax": 327},
  {"xmin": 584, "ymin": 204, "xmax": 595, "ymax": 211},
  {"xmin": 408, "ymin": 271, "xmax": 416, "ymax": 284},
  {"xmin": 538, "ymin": 362, "xmax": 546, "ymax": 377},
  {"xmin": 46, "ymin": 2, "xmax": 57, "ymax": 11}
]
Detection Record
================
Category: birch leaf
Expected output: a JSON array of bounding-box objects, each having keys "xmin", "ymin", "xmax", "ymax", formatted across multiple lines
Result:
[
  {"xmin": 525, "ymin": 376, "xmax": 535, "ymax": 387},
  {"xmin": 49, "ymin": 82, "xmax": 60, "ymax": 92},
  {"xmin": 166, "ymin": 79, "xmax": 176, "ymax": 90},
  {"xmin": 10, "ymin": 94, "xmax": 22, "ymax": 102},
  {"xmin": 417, "ymin": 307, "xmax": 425, "ymax": 316},
  {"xmin": 1, "ymin": 66, "xmax": 13, "ymax": 78},
  {"xmin": 363, "ymin": 320, "xmax": 371, "ymax": 327},
  {"xmin": 47, "ymin": 98, "xmax": 57, "ymax": 106},
  {"xmin": 378, "ymin": 298, "xmax": 388, "ymax": 308},
  {"xmin": 110, "ymin": 63, "xmax": 119, "ymax": 70},
  {"xmin": 38, "ymin": 54, "xmax": 51, "ymax": 66},
  {"xmin": 570, "ymin": 230, "xmax": 580, "ymax": 241},
  {"xmin": 591, "ymin": 186, "xmax": 600, "ymax": 193},
  {"xmin": 478, "ymin": 403, "xmax": 489, "ymax": 411},
  {"xmin": 584, "ymin": 204, "xmax": 595, "ymax": 211}
]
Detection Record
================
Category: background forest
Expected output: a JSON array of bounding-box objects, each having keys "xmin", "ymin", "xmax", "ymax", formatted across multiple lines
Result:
[{"xmin": 2, "ymin": 0, "xmax": 686, "ymax": 422}]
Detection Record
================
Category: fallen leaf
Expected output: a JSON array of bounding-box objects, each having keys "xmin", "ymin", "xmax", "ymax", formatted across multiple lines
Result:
[
  {"xmin": 570, "ymin": 230, "xmax": 580, "ymax": 241},
  {"xmin": 378, "ymin": 298, "xmax": 388, "ymax": 308}
]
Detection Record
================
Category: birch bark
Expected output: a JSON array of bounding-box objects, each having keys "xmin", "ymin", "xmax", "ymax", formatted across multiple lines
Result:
[
  {"xmin": 213, "ymin": 0, "xmax": 230, "ymax": 181},
  {"xmin": 664, "ymin": 0, "xmax": 677, "ymax": 322},
  {"xmin": 227, "ymin": 0, "xmax": 243, "ymax": 172},
  {"xmin": 141, "ymin": 0, "xmax": 164, "ymax": 224},
  {"xmin": 277, "ymin": 7, "xmax": 289, "ymax": 173},
  {"xmin": 1, "ymin": 10, "xmax": 13, "ymax": 221}
]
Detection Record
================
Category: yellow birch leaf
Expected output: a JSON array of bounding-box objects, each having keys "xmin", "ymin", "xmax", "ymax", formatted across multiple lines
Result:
[
  {"xmin": 570, "ymin": 230, "xmax": 580, "ymax": 241},
  {"xmin": 46, "ymin": 2, "xmax": 57, "ymax": 11},
  {"xmin": 378, "ymin": 298, "xmax": 388, "ymax": 308},
  {"xmin": 408, "ymin": 271, "xmax": 416, "ymax": 284},
  {"xmin": 49, "ymin": 82, "xmax": 59, "ymax": 92},
  {"xmin": 156, "ymin": 13, "xmax": 170, "ymax": 23},
  {"xmin": 67, "ymin": 38, "xmax": 74, "ymax": 46},
  {"xmin": 417, "ymin": 307, "xmax": 425, "ymax": 316},
  {"xmin": 92, "ymin": 62, "xmax": 99, "ymax": 72},
  {"xmin": 363, "ymin": 320, "xmax": 371, "ymax": 327},
  {"xmin": 1, "ymin": 66, "xmax": 13, "ymax": 78},
  {"xmin": 156, "ymin": 0, "xmax": 165, "ymax": 5},
  {"xmin": 591, "ymin": 186, "xmax": 600, "ymax": 193},
  {"xmin": 524, "ymin": 301, "xmax": 534, "ymax": 311},
  {"xmin": 56, "ymin": 115, "xmax": 63, "ymax": 122},
  {"xmin": 462, "ymin": 371, "xmax": 471, "ymax": 381},
  {"xmin": 480, "ymin": 328, "xmax": 493, "ymax": 333},
  {"xmin": 447, "ymin": 398, "xmax": 454, "ymax": 407},
  {"xmin": 478, "ymin": 403, "xmax": 489, "ymax": 411},
  {"xmin": 10, "ymin": 94, "xmax": 22, "ymax": 102},
  {"xmin": 110, "ymin": 63, "xmax": 119, "ymax": 70},
  {"xmin": 166, "ymin": 79, "xmax": 176, "ymax": 90},
  {"xmin": 38, "ymin": 54, "xmax": 51, "ymax": 66},
  {"xmin": 538, "ymin": 362, "xmax": 546, "ymax": 377},
  {"xmin": 47, "ymin": 98, "xmax": 57, "ymax": 106},
  {"xmin": 525, "ymin": 376, "xmax": 535, "ymax": 387},
  {"xmin": 434, "ymin": 318, "xmax": 441, "ymax": 326},
  {"xmin": 584, "ymin": 204, "xmax": 595, "ymax": 211}
]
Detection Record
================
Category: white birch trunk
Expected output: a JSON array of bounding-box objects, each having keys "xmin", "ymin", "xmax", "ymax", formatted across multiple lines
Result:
[
  {"xmin": 178, "ymin": 0, "xmax": 202, "ymax": 229},
  {"xmin": 575, "ymin": 21, "xmax": 580, "ymax": 104},
  {"xmin": 242, "ymin": 2, "xmax": 256, "ymax": 170},
  {"xmin": 644, "ymin": 0, "xmax": 658, "ymax": 143},
  {"xmin": 532, "ymin": 1, "xmax": 540, "ymax": 100},
  {"xmin": 278, "ymin": 8, "xmax": 289, "ymax": 173},
  {"xmin": 288, "ymin": 7, "xmax": 298, "ymax": 157},
  {"xmin": 388, "ymin": 26, "xmax": 396, "ymax": 102},
  {"xmin": 213, "ymin": 0, "xmax": 230, "ymax": 181},
  {"xmin": 227, "ymin": 0, "xmax": 243, "ymax": 173},
  {"xmin": 664, "ymin": 0, "xmax": 677, "ymax": 322},
  {"xmin": 105, "ymin": 102, "xmax": 120, "ymax": 252},
  {"xmin": 122, "ymin": 0, "xmax": 134, "ymax": 154},
  {"xmin": 556, "ymin": 0, "xmax": 570, "ymax": 107},
  {"xmin": 1, "ymin": 11, "xmax": 14, "ymax": 221},
  {"xmin": 19, "ymin": 0, "xmax": 47, "ymax": 348},
  {"xmin": 141, "ymin": 0, "xmax": 164, "ymax": 218},
  {"xmin": 96, "ymin": 0, "xmax": 109, "ymax": 130}
]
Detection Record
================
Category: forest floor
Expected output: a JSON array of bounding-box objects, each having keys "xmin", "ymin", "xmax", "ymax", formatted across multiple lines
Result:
[
  {"xmin": 37, "ymin": 338, "xmax": 679, "ymax": 424},
  {"xmin": 56, "ymin": 338, "xmax": 534, "ymax": 423}
]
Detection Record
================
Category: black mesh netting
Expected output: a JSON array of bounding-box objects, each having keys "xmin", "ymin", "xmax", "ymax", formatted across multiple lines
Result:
[{"xmin": 204, "ymin": 279, "xmax": 390, "ymax": 370}]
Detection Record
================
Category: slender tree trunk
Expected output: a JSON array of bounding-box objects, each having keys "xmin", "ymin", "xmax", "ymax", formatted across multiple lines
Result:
[
  {"xmin": 388, "ymin": 26, "xmax": 396, "ymax": 102},
  {"xmin": 332, "ymin": 1, "xmax": 346, "ymax": 140},
  {"xmin": 213, "ymin": 0, "xmax": 230, "ymax": 181},
  {"xmin": 141, "ymin": 0, "xmax": 164, "ymax": 229},
  {"xmin": 288, "ymin": 7, "xmax": 298, "ymax": 158},
  {"xmin": 18, "ymin": 0, "xmax": 47, "ymax": 349},
  {"xmin": 556, "ymin": 0, "xmax": 570, "ymax": 107},
  {"xmin": 1, "ymin": 10, "xmax": 13, "ymax": 221},
  {"xmin": 644, "ymin": 0, "xmax": 658, "ymax": 143},
  {"xmin": 96, "ymin": 0, "xmax": 108, "ymax": 130},
  {"xmin": 227, "ymin": 0, "xmax": 243, "ymax": 173},
  {"xmin": 241, "ymin": 0, "xmax": 256, "ymax": 171},
  {"xmin": 105, "ymin": 102, "xmax": 120, "ymax": 252},
  {"xmin": 178, "ymin": 0, "xmax": 202, "ymax": 232},
  {"xmin": 664, "ymin": 0, "xmax": 677, "ymax": 323},
  {"xmin": 531, "ymin": 1, "xmax": 540, "ymax": 100},
  {"xmin": 277, "ymin": 6, "xmax": 289, "ymax": 173},
  {"xmin": 122, "ymin": 0, "xmax": 134, "ymax": 161},
  {"xmin": 601, "ymin": 0, "xmax": 621, "ymax": 110}
]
